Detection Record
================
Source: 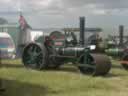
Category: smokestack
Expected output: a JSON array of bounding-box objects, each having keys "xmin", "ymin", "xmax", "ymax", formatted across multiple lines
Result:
[
  {"xmin": 119, "ymin": 25, "xmax": 124, "ymax": 46},
  {"xmin": 79, "ymin": 17, "xmax": 85, "ymax": 46}
]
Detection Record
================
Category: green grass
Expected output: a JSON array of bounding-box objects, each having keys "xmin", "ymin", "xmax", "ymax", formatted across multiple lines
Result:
[{"xmin": 1, "ymin": 59, "xmax": 128, "ymax": 96}]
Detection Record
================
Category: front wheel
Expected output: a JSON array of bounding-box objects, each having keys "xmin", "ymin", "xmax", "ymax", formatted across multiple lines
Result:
[{"xmin": 78, "ymin": 54, "xmax": 111, "ymax": 76}]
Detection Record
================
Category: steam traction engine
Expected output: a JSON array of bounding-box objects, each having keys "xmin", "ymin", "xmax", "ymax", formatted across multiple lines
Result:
[
  {"xmin": 22, "ymin": 17, "xmax": 111, "ymax": 76},
  {"xmin": 104, "ymin": 25, "xmax": 128, "ymax": 70}
]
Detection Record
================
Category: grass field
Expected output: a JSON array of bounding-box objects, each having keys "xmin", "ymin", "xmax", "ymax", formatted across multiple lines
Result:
[{"xmin": 1, "ymin": 59, "xmax": 128, "ymax": 96}]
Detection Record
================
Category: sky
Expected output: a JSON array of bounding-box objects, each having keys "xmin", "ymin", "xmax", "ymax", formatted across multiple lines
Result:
[{"xmin": 0, "ymin": 0, "xmax": 128, "ymax": 36}]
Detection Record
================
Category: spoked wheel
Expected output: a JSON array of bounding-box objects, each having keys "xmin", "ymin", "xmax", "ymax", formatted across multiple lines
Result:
[
  {"xmin": 121, "ymin": 53, "xmax": 128, "ymax": 70},
  {"xmin": 78, "ymin": 54, "xmax": 111, "ymax": 76},
  {"xmin": 22, "ymin": 43, "xmax": 48, "ymax": 70}
]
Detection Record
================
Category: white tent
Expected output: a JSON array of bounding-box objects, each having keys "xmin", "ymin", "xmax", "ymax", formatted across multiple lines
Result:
[{"xmin": 30, "ymin": 30, "xmax": 43, "ymax": 42}]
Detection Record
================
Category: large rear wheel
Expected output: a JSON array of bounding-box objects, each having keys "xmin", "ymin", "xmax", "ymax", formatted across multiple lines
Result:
[{"xmin": 22, "ymin": 43, "xmax": 48, "ymax": 70}]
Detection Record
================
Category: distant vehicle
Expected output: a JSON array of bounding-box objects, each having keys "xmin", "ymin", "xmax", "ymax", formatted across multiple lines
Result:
[{"xmin": 0, "ymin": 32, "xmax": 16, "ymax": 59}]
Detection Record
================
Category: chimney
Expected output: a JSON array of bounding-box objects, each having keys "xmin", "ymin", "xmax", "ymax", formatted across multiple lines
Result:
[
  {"xmin": 79, "ymin": 17, "xmax": 85, "ymax": 46},
  {"xmin": 119, "ymin": 25, "xmax": 124, "ymax": 46}
]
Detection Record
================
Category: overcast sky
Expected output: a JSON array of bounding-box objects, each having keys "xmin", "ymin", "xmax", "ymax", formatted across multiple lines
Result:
[{"xmin": 0, "ymin": 0, "xmax": 128, "ymax": 35}]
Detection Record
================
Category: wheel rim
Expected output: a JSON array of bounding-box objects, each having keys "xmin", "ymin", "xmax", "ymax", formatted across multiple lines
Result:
[{"xmin": 22, "ymin": 43, "xmax": 43, "ymax": 69}]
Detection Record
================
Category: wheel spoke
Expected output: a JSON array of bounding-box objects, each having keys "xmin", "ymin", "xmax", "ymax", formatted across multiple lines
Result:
[
  {"xmin": 36, "ymin": 52, "xmax": 42, "ymax": 56},
  {"xmin": 27, "ymin": 50, "xmax": 32, "ymax": 55},
  {"xmin": 33, "ymin": 46, "xmax": 37, "ymax": 52}
]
